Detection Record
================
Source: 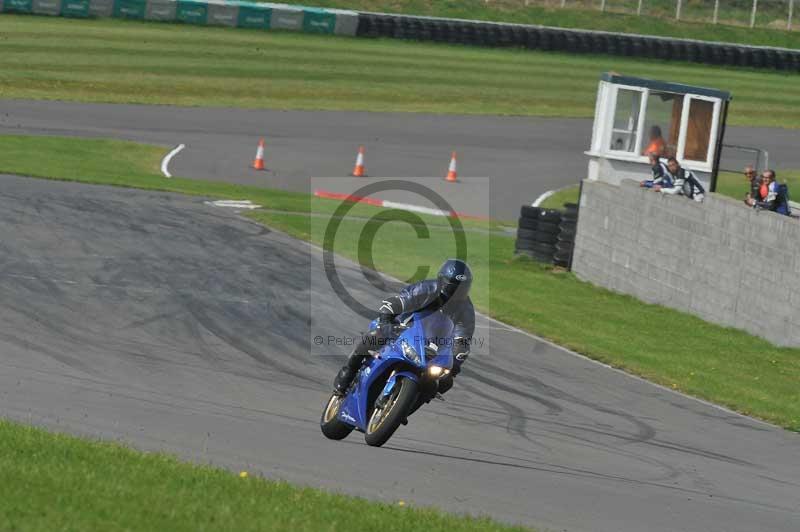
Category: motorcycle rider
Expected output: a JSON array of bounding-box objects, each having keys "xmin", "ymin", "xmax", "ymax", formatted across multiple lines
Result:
[{"xmin": 332, "ymin": 258, "xmax": 475, "ymax": 397}]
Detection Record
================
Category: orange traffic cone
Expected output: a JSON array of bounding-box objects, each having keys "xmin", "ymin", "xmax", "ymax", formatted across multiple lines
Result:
[
  {"xmin": 252, "ymin": 138, "xmax": 266, "ymax": 171},
  {"xmin": 351, "ymin": 145, "xmax": 366, "ymax": 177},
  {"xmin": 445, "ymin": 151, "xmax": 458, "ymax": 182}
]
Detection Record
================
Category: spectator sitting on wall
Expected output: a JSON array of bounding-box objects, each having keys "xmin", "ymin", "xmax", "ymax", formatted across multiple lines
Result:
[
  {"xmin": 745, "ymin": 170, "xmax": 791, "ymax": 215},
  {"xmin": 642, "ymin": 126, "xmax": 666, "ymax": 157},
  {"xmin": 743, "ymin": 165, "xmax": 761, "ymax": 203},
  {"xmin": 652, "ymin": 157, "xmax": 706, "ymax": 202},
  {"xmin": 640, "ymin": 154, "xmax": 672, "ymax": 189}
]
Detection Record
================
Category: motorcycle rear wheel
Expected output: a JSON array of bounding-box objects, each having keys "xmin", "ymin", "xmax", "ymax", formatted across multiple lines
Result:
[
  {"xmin": 320, "ymin": 393, "xmax": 354, "ymax": 440},
  {"xmin": 365, "ymin": 377, "xmax": 419, "ymax": 447}
]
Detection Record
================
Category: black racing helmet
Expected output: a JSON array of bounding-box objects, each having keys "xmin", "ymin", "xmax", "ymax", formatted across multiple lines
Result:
[{"xmin": 437, "ymin": 259, "xmax": 472, "ymax": 301}]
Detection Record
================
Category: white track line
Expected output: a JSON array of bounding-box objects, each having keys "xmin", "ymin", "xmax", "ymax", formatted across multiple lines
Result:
[
  {"xmin": 532, "ymin": 183, "xmax": 581, "ymax": 208},
  {"xmin": 160, "ymin": 143, "xmax": 185, "ymax": 178},
  {"xmin": 532, "ymin": 189, "xmax": 556, "ymax": 207}
]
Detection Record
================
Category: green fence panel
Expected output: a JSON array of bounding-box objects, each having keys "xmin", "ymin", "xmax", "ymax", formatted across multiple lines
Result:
[
  {"xmin": 176, "ymin": 0, "xmax": 207, "ymax": 25},
  {"xmin": 207, "ymin": 2, "xmax": 237, "ymax": 26},
  {"xmin": 61, "ymin": 0, "xmax": 89, "ymax": 16},
  {"xmin": 302, "ymin": 8, "xmax": 335, "ymax": 34},
  {"xmin": 236, "ymin": 2, "xmax": 270, "ymax": 29},
  {"xmin": 113, "ymin": 0, "xmax": 145, "ymax": 18},
  {"xmin": 145, "ymin": 0, "xmax": 175, "ymax": 21},
  {"xmin": 269, "ymin": 6, "xmax": 302, "ymax": 31},
  {"xmin": 3, "ymin": 0, "xmax": 33, "ymax": 13},
  {"xmin": 89, "ymin": 0, "xmax": 113, "ymax": 17},
  {"xmin": 33, "ymin": 0, "xmax": 60, "ymax": 15}
]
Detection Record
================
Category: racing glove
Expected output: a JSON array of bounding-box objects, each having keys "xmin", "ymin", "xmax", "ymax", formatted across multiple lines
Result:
[
  {"xmin": 452, "ymin": 337, "xmax": 470, "ymax": 376},
  {"xmin": 377, "ymin": 296, "xmax": 403, "ymax": 338}
]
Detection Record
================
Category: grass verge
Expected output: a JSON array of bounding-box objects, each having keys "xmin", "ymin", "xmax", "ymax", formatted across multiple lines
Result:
[
  {"xmin": 0, "ymin": 419, "xmax": 528, "ymax": 532},
  {"xmin": 301, "ymin": 0, "xmax": 800, "ymax": 49},
  {"xmin": 538, "ymin": 185, "xmax": 582, "ymax": 210},
  {"xmin": 0, "ymin": 15, "xmax": 799, "ymax": 128},
  {"xmin": 1, "ymin": 134, "xmax": 798, "ymax": 431}
]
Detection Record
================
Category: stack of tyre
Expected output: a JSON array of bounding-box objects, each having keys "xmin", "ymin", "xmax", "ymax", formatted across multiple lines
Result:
[
  {"xmin": 515, "ymin": 206, "xmax": 562, "ymax": 263},
  {"xmin": 554, "ymin": 203, "xmax": 578, "ymax": 268},
  {"xmin": 515, "ymin": 203, "xmax": 579, "ymax": 268}
]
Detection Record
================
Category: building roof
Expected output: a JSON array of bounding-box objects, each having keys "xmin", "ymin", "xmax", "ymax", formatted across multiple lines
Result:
[{"xmin": 600, "ymin": 72, "xmax": 732, "ymax": 101}]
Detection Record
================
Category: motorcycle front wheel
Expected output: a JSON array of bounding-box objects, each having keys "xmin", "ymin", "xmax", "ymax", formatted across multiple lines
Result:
[
  {"xmin": 364, "ymin": 377, "xmax": 419, "ymax": 447},
  {"xmin": 320, "ymin": 393, "xmax": 354, "ymax": 440}
]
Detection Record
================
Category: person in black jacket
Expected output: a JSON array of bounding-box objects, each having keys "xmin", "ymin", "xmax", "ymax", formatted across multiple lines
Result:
[
  {"xmin": 640, "ymin": 154, "xmax": 673, "ymax": 189},
  {"xmin": 332, "ymin": 259, "xmax": 475, "ymax": 396},
  {"xmin": 653, "ymin": 157, "xmax": 706, "ymax": 201}
]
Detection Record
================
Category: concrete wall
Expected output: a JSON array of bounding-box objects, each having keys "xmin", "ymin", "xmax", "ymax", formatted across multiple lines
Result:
[{"xmin": 572, "ymin": 179, "xmax": 800, "ymax": 347}]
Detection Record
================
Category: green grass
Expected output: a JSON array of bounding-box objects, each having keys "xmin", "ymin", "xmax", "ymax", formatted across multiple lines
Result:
[
  {"xmin": 2, "ymin": 134, "xmax": 798, "ymax": 432},
  {"xmin": 304, "ymin": 0, "xmax": 800, "ymax": 48},
  {"xmin": 538, "ymin": 185, "xmax": 581, "ymax": 209},
  {"xmin": 0, "ymin": 135, "xmax": 313, "ymax": 212},
  {"xmin": 1, "ymin": 15, "xmax": 799, "ymax": 127},
  {"xmin": 0, "ymin": 419, "xmax": 528, "ymax": 532}
]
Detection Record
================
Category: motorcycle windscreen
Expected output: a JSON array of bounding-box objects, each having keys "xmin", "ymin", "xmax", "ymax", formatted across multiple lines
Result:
[{"xmin": 410, "ymin": 309, "xmax": 454, "ymax": 365}]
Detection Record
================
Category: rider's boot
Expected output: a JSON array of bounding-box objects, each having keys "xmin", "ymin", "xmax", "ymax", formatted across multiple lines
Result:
[
  {"xmin": 333, "ymin": 366, "xmax": 357, "ymax": 395},
  {"xmin": 332, "ymin": 345, "xmax": 369, "ymax": 395}
]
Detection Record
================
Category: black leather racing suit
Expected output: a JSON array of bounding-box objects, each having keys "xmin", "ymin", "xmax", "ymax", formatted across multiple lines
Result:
[{"xmin": 334, "ymin": 279, "xmax": 475, "ymax": 394}]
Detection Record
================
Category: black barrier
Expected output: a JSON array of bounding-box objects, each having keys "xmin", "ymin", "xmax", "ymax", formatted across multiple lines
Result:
[
  {"xmin": 656, "ymin": 40, "xmax": 671, "ymax": 60},
  {"xmin": 633, "ymin": 38, "xmax": 645, "ymax": 58},
  {"xmin": 353, "ymin": 12, "xmax": 800, "ymax": 71},
  {"xmin": 553, "ymin": 31, "xmax": 567, "ymax": 51},
  {"xmin": 669, "ymin": 40, "xmax": 684, "ymax": 61},
  {"xmin": 420, "ymin": 20, "xmax": 432, "ymax": 41},
  {"xmin": 373, "ymin": 15, "xmax": 392, "ymax": 37},
  {"xmin": 752, "ymin": 48, "xmax": 766, "ymax": 67},
  {"xmin": 564, "ymin": 33, "xmax": 578, "ymax": 53},
  {"xmin": 509, "ymin": 26, "xmax": 524, "ymax": 47},
  {"xmin": 524, "ymin": 27, "xmax": 539, "ymax": 49},
  {"xmin": 722, "ymin": 46, "xmax": 737, "ymax": 66},
  {"xmin": 577, "ymin": 33, "xmax": 592, "ymax": 53},
  {"xmin": 765, "ymin": 49, "xmax": 777, "ymax": 69},
  {"xmin": 592, "ymin": 34, "xmax": 607, "ymax": 54}
]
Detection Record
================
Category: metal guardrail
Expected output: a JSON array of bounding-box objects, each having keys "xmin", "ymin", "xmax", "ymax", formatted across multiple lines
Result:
[{"xmin": 719, "ymin": 144, "xmax": 770, "ymax": 173}]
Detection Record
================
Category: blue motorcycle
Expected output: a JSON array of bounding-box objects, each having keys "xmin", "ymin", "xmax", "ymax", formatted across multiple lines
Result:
[{"xmin": 320, "ymin": 309, "xmax": 455, "ymax": 447}]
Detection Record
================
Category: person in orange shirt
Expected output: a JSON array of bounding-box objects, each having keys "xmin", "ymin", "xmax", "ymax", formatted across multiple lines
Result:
[{"xmin": 642, "ymin": 125, "xmax": 666, "ymax": 157}]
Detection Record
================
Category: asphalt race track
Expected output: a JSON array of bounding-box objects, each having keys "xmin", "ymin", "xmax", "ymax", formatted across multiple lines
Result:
[
  {"xmin": 2, "ymin": 100, "xmax": 800, "ymax": 219},
  {"xmin": 1, "ymin": 174, "xmax": 799, "ymax": 532}
]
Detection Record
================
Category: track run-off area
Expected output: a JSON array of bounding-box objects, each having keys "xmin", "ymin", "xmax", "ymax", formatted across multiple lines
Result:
[
  {"xmin": 1, "ymin": 172, "xmax": 799, "ymax": 532},
  {"xmin": 2, "ymin": 100, "xmax": 800, "ymax": 219}
]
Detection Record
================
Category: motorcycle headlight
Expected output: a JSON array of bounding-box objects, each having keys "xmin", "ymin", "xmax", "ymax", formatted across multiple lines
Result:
[
  {"xmin": 428, "ymin": 365, "xmax": 450, "ymax": 378},
  {"xmin": 401, "ymin": 340, "xmax": 421, "ymax": 365}
]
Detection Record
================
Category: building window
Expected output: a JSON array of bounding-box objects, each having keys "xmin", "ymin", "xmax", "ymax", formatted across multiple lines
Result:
[
  {"xmin": 684, "ymin": 98, "xmax": 714, "ymax": 162},
  {"xmin": 609, "ymin": 89, "xmax": 641, "ymax": 153},
  {"xmin": 642, "ymin": 91, "xmax": 682, "ymax": 158}
]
